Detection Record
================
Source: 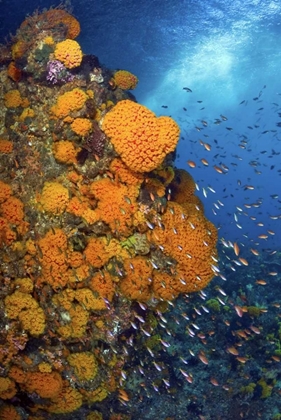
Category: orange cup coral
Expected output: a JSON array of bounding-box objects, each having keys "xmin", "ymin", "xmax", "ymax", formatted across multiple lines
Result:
[
  {"xmin": 52, "ymin": 140, "xmax": 78, "ymax": 164},
  {"xmin": 67, "ymin": 352, "xmax": 98, "ymax": 381},
  {"xmin": 150, "ymin": 201, "xmax": 218, "ymax": 297},
  {"xmin": 4, "ymin": 90, "xmax": 22, "ymax": 108},
  {"xmin": 45, "ymin": 9, "xmax": 81, "ymax": 39},
  {"xmin": 4, "ymin": 290, "xmax": 46, "ymax": 336},
  {"xmin": 24, "ymin": 372, "xmax": 63, "ymax": 399},
  {"xmin": 54, "ymin": 39, "xmax": 82, "ymax": 69},
  {"xmin": 0, "ymin": 181, "xmax": 12, "ymax": 203},
  {"xmin": 50, "ymin": 88, "xmax": 88, "ymax": 119},
  {"xmin": 113, "ymin": 70, "xmax": 138, "ymax": 90},
  {"xmin": 71, "ymin": 117, "xmax": 92, "ymax": 136},
  {"xmin": 102, "ymin": 100, "xmax": 180, "ymax": 172},
  {"xmin": 39, "ymin": 181, "xmax": 69, "ymax": 215}
]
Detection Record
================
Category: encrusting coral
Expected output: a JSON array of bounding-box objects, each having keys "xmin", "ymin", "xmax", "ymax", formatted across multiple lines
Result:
[
  {"xmin": 39, "ymin": 181, "xmax": 69, "ymax": 215},
  {"xmin": 54, "ymin": 39, "xmax": 83, "ymax": 69},
  {"xmin": 50, "ymin": 88, "xmax": 88, "ymax": 119},
  {"xmin": 102, "ymin": 99, "xmax": 180, "ymax": 172},
  {"xmin": 113, "ymin": 70, "xmax": 138, "ymax": 90}
]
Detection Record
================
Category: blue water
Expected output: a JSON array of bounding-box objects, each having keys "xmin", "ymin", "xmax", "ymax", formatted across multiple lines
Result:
[{"xmin": 2, "ymin": 0, "xmax": 280, "ymax": 249}]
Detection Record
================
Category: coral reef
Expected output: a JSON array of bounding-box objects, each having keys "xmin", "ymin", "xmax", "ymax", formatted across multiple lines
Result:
[{"xmin": 0, "ymin": 7, "xmax": 218, "ymax": 419}]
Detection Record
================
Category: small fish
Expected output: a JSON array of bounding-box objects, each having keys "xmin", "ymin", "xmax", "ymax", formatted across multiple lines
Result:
[
  {"xmin": 187, "ymin": 160, "xmax": 196, "ymax": 168},
  {"xmin": 236, "ymin": 357, "xmax": 249, "ymax": 363},
  {"xmin": 162, "ymin": 378, "xmax": 170, "ymax": 387},
  {"xmin": 239, "ymin": 257, "xmax": 249, "ymax": 266},
  {"xmin": 159, "ymin": 339, "xmax": 171, "ymax": 348},
  {"xmin": 198, "ymin": 352, "xmax": 209, "ymax": 365},
  {"xmin": 152, "ymin": 382, "xmax": 159, "ymax": 392},
  {"xmin": 227, "ymin": 346, "xmax": 239, "ymax": 356},
  {"xmin": 213, "ymin": 165, "xmax": 224, "ymax": 174},
  {"xmin": 258, "ymin": 234, "xmax": 268, "ymax": 239},
  {"xmin": 249, "ymin": 325, "xmax": 261, "ymax": 334},
  {"xmin": 255, "ymin": 279, "xmax": 267, "ymax": 285},
  {"xmin": 210, "ymin": 377, "xmax": 219, "ymax": 386},
  {"xmin": 118, "ymin": 389, "xmax": 130, "ymax": 402},
  {"xmin": 201, "ymin": 158, "xmax": 209, "ymax": 166},
  {"xmin": 161, "ymin": 105, "xmax": 168, "ymax": 108},
  {"xmin": 233, "ymin": 242, "xmax": 240, "ymax": 256},
  {"xmin": 153, "ymin": 361, "xmax": 162, "ymax": 371},
  {"xmin": 234, "ymin": 305, "xmax": 244, "ymax": 317},
  {"xmin": 183, "ymin": 87, "xmax": 192, "ymax": 92},
  {"xmin": 250, "ymin": 249, "xmax": 259, "ymax": 256}
]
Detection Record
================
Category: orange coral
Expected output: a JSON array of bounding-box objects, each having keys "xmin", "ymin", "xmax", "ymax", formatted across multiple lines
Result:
[
  {"xmin": 75, "ymin": 288, "xmax": 107, "ymax": 311},
  {"xmin": 18, "ymin": 306, "xmax": 46, "ymax": 336},
  {"xmin": 43, "ymin": 36, "xmax": 55, "ymax": 46},
  {"xmin": 52, "ymin": 140, "xmax": 78, "ymax": 164},
  {"xmin": 0, "ymin": 193, "xmax": 28, "ymax": 241},
  {"xmin": 8, "ymin": 366, "xmax": 26, "ymax": 384},
  {"xmin": 0, "ymin": 404, "xmax": 21, "ymax": 420},
  {"xmin": 67, "ymin": 352, "xmax": 98, "ymax": 381},
  {"xmin": 109, "ymin": 158, "xmax": 144, "ymax": 186},
  {"xmin": 81, "ymin": 386, "xmax": 108, "ymax": 403},
  {"xmin": 52, "ymin": 290, "xmax": 89, "ymax": 338},
  {"xmin": 19, "ymin": 107, "xmax": 35, "ymax": 121},
  {"xmin": 89, "ymin": 271, "xmax": 115, "ymax": 302},
  {"xmin": 66, "ymin": 196, "xmax": 89, "ymax": 217},
  {"xmin": 71, "ymin": 117, "xmax": 92, "ymax": 136},
  {"xmin": 7, "ymin": 61, "xmax": 21, "ymax": 82},
  {"xmin": 14, "ymin": 277, "xmax": 33, "ymax": 293},
  {"xmin": 54, "ymin": 39, "xmax": 82, "ymax": 69},
  {"xmin": 149, "ymin": 201, "xmax": 218, "ymax": 296},
  {"xmin": 89, "ymin": 177, "xmax": 142, "ymax": 236},
  {"xmin": 45, "ymin": 9, "xmax": 81, "ymax": 39},
  {"xmin": 47, "ymin": 385, "xmax": 83, "ymax": 413},
  {"xmin": 38, "ymin": 362, "xmax": 52, "ymax": 373},
  {"xmin": 170, "ymin": 169, "xmax": 196, "ymax": 203},
  {"xmin": 0, "ymin": 217, "xmax": 16, "ymax": 245},
  {"xmin": 4, "ymin": 290, "xmax": 46, "ymax": 335},
  {"xmin": 0, "ymin": 180, "xmax": 12, "ymax": 203},
  {"xmin": 152, "ymin": 271, "xmax": 181, "ymax": 301},
  {"xmin": 4, "ymin": 90, "xmax": 22, "ymax": 108},
  {"xmin": 24, "ymin": 372, "xmax": 63, "ymax": 399},
  {"xmin": 0, "ymin": 139, "xmax": 13, "ymax": 154},
  {"xmin": 1, "ymin": 196, "xmax": 24, "ymax": 225},
  {"xmin": 0, "ymin": 377, "xmax": 17, "ymax": 399},
  {"xmin": 11, "ymin": 40, "xmax": 27, "ymax": 60},
  {"xmin": 102, "ymin": 100, "xmax": 180, "ymax": 172},
  {"xmin": 50, "ymin": 88, "xmax": 88, "ymax": 119},
  {"xmin": 38, "ymin": 228, "xmax": 69, "ymax": 289},
  {"xmin": 113, "ymin": 70, "xmax": 138, "ymax": 90},
  {"xmin": 84, "ymin": 236, "xmax": 113, "ymax": 268},
  {"xmin": 39, "ymin": 181, "xmax": 69, "ymax": 214},
  {"xmin": 119, "ymin": 256, "xmax": 153, "ymax": 301},
  {"xmin": 81, "ymin": 208, "xmax": 99, "ymax": 225}
]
